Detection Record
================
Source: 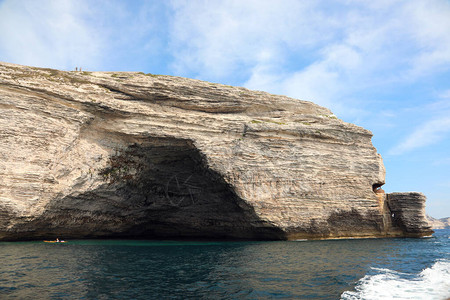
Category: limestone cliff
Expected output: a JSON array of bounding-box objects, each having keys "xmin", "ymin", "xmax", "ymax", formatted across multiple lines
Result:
[
  {"xmin": 427, "ymin": 215, "xmax": 450, "ymax": 229},
  {"xmin": 0, "ymin": 62, "xmax": 433, "ymax": 240}
]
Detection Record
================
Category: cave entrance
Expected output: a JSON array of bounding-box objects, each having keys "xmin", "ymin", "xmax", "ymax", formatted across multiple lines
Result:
[{"xmin": 96, "ymin": 136, "xmax": 284, "ymax": 240}]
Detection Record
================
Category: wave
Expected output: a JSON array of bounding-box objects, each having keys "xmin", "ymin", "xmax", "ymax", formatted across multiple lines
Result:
[{"xmin": 341, "ymin": 260, "xmax": 450, "ymax": 300}]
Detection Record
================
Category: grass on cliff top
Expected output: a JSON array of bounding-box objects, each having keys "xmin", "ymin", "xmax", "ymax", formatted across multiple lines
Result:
[
  {"xmin": 36, "ymin": 67, "xmax": 91, "ymax": 86},
  {"xmin": 138, "ymin": 72, "xmax": 162, "ymax": 78},
  {"xmin": 110, "ymin": 72, "xmax": 162, "ymax": 79},
  {"xmin": 319, "ymin": 114, "xmax": 338, "ymax": 120},
  {"xmin": 8, "ymin": 66, "xmax": 90, "ymax": 86}
]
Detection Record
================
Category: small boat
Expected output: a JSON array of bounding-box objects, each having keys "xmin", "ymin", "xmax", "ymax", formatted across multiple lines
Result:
[{"xmin": 43, "ymin": 240, "xmax": 66, "ymax": 243}]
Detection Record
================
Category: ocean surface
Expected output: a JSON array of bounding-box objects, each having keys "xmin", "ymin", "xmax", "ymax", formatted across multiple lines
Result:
[{"xmin": 0, "ymin": 230, "xmax": 448, "ymax": 299}]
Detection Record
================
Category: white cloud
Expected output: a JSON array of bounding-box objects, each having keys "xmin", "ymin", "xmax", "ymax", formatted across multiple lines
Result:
[
  {"xmin": 403, "ymin": 0, "xmax": 450, "ymax": 77},
  {"xmin": 245, "ymin": 0, "xmax": 450, "ymax": 117},
  {"xmin": 389, "ymin": 88, "xmax": 450, "ymax": 155},
  {"xmin": 168, "ymin": 0, "xmax": 337, "ymax": 80},
  {"xmin": 426, "ymin": 90, "xmax": 450, "ymax": 111},
  {"xmin": 167, "ymin": 0, "xmax": 450, "ymax": 119},
  {"xmin": 389, "ymin": 117, "xmax": 450, "ymax": 155},
  {"xmin": 0, "ymin": 1, "xmax": 171, "ymax": 72},
  {"xmin": 0, "ymin": 0, "xmax": 102, "ymax": 70},
  {"xmin": 1, "ymin": 0, "xmax": 449, "ymax": 120}
]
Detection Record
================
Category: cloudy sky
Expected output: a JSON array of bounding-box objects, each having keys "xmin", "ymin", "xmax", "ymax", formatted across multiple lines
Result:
[{"xmin": 1, "ymin": 0, "xmax": 449, "ymax": 218}]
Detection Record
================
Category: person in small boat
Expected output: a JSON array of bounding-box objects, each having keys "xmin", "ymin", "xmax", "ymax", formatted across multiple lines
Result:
[{"xmin": 56, "ymin": 238, "xmax": 60, "ymax": 242}]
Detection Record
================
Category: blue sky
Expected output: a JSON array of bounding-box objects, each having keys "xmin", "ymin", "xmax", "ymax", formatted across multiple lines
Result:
[{"xmin": 1, "ymin": 0, "xmax": 449, "ymax": 218}]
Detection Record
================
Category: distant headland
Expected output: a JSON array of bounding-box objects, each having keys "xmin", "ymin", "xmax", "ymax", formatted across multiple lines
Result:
[
  {"xmin": 427, "ymin": 216, "xmax": 450, "ymax": 229},
  {"xmin": 0, "ymin": 62, "xmax": 433, "ymax": 241}
]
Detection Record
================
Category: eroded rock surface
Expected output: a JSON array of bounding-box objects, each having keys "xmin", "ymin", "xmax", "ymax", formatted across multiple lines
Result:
[
  {"xmin": 386, "ymin": 193, "xmax": 433, "ymax": 235},
  {"xmin": 0, "ymin": 62, "xmax": 432, "ymax": 240}
]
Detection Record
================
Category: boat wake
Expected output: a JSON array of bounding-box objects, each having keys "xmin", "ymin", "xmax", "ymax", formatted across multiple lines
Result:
[{"xmin": 341, "ymin": 259, "xmax": 450, "ymax": 300}]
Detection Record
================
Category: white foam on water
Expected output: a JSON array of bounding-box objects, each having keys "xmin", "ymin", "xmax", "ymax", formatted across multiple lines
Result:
[{"xmin": 341, "ymin": 260, "xmax": 450, "ymax": 300}]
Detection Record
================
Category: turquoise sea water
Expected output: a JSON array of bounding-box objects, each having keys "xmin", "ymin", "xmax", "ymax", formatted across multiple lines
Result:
[{"xmin": 0, "ymin": 230, "xmax": 449, "ymax": 299}]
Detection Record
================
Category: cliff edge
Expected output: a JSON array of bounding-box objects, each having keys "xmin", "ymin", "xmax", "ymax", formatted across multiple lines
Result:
[{"xmin": 0, "ymin": 62, "xmax": 433, "ymax": 240}]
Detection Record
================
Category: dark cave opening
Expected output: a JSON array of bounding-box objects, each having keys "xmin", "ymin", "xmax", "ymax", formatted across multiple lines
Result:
[{"xmin": 19, "ymin": 136, "xmax": 285, "ymax": 241}]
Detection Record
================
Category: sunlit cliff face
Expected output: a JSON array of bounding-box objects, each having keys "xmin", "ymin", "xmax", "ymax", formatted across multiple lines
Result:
[{"xmin": 0, "ymin": 62, "xmax": 432, "ymax": 240}]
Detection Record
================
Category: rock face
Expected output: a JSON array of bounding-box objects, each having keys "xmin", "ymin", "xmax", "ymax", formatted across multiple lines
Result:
[
  {"xmin": 386, "ymin": 193, "xmax": 433, "ymax": 236},
  {"xmin": 0, "ymin": 62, "xmax": 433, "ymax": 240}
]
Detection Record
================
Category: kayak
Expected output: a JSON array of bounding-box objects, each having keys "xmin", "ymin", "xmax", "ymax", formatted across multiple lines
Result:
[{"xmin": 43, "ymin": 240, "xmax": 66, "ymax": 243}]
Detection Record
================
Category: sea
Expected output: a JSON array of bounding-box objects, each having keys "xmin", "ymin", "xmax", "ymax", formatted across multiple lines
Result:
[{"xmin": 0, "ymin": 229, "xmax": 448, "ymax": 299}]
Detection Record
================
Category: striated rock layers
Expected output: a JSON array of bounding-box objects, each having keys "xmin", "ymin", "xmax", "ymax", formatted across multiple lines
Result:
[
  {"xmin": 386, "ymin": 193, "xmax": 433, "ymax": 235},
  {"xmin": 0, "ymin": 62, "xmax": 433, "ymax": 240}
]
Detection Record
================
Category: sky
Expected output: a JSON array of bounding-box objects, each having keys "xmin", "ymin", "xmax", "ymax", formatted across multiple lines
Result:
[{"xmin": 0, "ymin": 0, "xmax": 449, "ymax": 218}]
